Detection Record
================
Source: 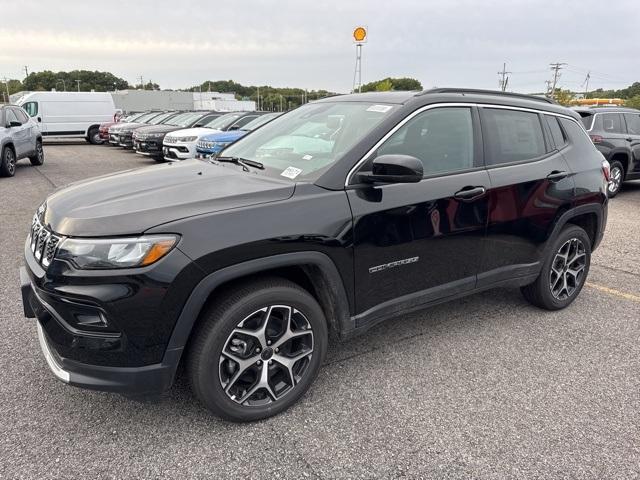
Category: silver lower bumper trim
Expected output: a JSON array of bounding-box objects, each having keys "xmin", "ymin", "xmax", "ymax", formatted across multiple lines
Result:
[{"xmin": 37, "ymin": 322, "xmax": 70, "ymax": 383}]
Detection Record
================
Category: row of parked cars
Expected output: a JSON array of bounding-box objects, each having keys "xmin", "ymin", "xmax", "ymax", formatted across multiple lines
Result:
[{"xmin": 101, "ymin": 110, "xmax": 282, "ymax": 162}]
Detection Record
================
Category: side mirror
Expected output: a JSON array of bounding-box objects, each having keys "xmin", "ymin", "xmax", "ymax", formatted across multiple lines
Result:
[
  {"xmin": 358, "ymin": 154, "xmax": 423, "ymax": 184},
  {"xmin": 228, "ymin": 125, "xmax": 240, "ymax": 131},
  {"xmin": 7, "ymin": 121, "xmax": 22, "ymax": 128},
  {"xmin": 37, "ymin": 117, "xmax": 42, "ymax": 122}
]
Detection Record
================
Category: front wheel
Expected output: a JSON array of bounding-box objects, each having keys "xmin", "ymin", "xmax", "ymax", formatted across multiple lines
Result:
[
  {"xmin": 87, "ymin": 127, "xmax": 102, "ymax": 145},
  {"xmin": 187, "ymin": 277, "xmax": 328, "ymax": 422},
  {"xmin": 521, "ymin": 225, "xmax": 591, "ymax": 310},
  {"xmin": 0, "ymin": 146, "xmax": 17, "ymax": 177}
]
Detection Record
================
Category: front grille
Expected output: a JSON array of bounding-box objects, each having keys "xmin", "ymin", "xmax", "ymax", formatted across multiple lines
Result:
[
  {"xmin": 29, "ymin": 212, "xmax": 63, "ymax": 268},
  {"xmin": 165, "ymin": 136, "xmax": 177, "ymax": 144}
]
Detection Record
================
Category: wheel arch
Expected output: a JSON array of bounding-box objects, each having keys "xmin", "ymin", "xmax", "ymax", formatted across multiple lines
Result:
[
  {"xmin": 163, "ymin": 251, "xmax": 352, "ymax": 364},
  {"xmin": 608, "ymin": 151, "xmax": 629, "ymax": 176},
  {"xmin": 85, "ymin": 123, "xmax": 101, "ymax": 136},
  {"xmin": 548, "ymin": 204, "xmax": 604, "ymax": 251}
]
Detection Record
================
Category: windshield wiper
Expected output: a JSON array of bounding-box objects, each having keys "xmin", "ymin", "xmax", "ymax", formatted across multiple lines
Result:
[{"xmin": 215, "ymin": 156, "xmax": 264, "ymax": 171}]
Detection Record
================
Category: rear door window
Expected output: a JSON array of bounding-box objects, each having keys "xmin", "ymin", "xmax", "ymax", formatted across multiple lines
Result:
[
  {"xmin": 623, "ymin": 113, "xmax": 640, "ymax": 135},
  {"xmin": 601, "ymin": 113, "xmax": 624, "ymax": 134},
  {"xmin": 482, "ymin": 108, "xmax": 546, "ymax": 165}
]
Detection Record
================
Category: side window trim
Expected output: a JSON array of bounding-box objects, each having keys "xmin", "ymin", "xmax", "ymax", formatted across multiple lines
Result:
[
  {"xmin": 543, "ymin": 114, "xmax": 569, "ymax": 152},
  {"xmin": 345, "ymin": 102, "xmax": 587, "ymax": 186}
]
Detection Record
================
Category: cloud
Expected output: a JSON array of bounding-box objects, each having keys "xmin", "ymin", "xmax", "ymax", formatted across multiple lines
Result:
[{"xmin": 1, "ymin": 0, "xmax": 638, "ymax": 93}]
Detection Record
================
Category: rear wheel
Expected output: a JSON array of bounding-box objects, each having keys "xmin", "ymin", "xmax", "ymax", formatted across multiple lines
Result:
[
  {"xmin": 29, "ymin": 140, "xmax": 44, "ymax": 166},
  {"xmin": 521, "ymin": 225, "xmax": 591, "ymax": 310},
  {"xmin": 87, "ymin": 127, "xmax": 102, "ymax": 145},
  {"xmin": 0, "ymin": 146, "xmax": 17, "ymax": 177},
  {"xmin": 607, "ymin": 160, "xmax": 624, "ymax": 198},
  {"xmin": 187, "ymin": 277, "xmax": 328, "ymax": 422}
]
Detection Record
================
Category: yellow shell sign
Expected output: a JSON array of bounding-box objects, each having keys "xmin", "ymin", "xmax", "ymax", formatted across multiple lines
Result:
[{"xmin": 353, "ymin": 26, "xmax": 367, "ymax": 43}]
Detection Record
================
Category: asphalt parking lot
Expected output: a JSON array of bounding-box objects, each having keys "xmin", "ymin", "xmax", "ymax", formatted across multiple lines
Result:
[{"xmin": 1, "ymin": 141, "xmax": 639, "ymax": 479}]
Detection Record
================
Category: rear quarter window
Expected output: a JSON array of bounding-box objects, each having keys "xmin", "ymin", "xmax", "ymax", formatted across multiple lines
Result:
[
  {"xmin": 578, "ymin": 112, "xmax": 594, "ymax": 130},
  {"xmin": 558, "ymin": 117, "xmax": 603, "ymax": 171}
]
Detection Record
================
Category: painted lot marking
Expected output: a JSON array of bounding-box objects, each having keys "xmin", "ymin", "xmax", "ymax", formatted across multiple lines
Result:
[{"xmin": 585, "ymin": 282, "xmax": 640, "ymax": 303}]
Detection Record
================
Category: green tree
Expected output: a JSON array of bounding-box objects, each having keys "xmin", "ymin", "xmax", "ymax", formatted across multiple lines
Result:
[
  {"xmin": 553, "ymin": 88, "xmax": 575, "ymax": 106},
  {"xmin": 23, "ymin": 70, "xmax": 129, "ymax": 92},
  {"xmin": 626, "ymin": 95, "xmax": 640, "ymax": 109},
  {"xmin": 360, "ymin": 77, "xmax": 423, "ymax": 93}
]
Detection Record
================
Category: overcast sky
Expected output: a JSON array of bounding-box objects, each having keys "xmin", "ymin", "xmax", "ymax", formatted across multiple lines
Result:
[{"xmin": 1, "ymin": 0, "xmax": 637, "ymax": 93}]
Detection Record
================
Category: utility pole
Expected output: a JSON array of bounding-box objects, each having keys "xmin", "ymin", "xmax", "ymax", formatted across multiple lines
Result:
[
  {"xmin": 2, "ymin": 77, "xmax": 10, "ymax": 103},
  {"xmin": 279, "ymin": 94, "xmax": 283, "ymax": 112},
  {"xmin": 138, "ymin": 76, "xmax": 144, "ymax": 90},
  {"xmin": 497, "ymin": 63, "xmax": 511, "ymax": 91},
  {"xmin": 75, "ymin": 79, "xmax": 81, "ymax": 92},
  {"xmin": 583, "ymin": 72, "xmax": 591, "ymax": 99},
  {"xmin": 257, "ymin": 86, "xmax": 260, "ymax": 111},
  {"xmin": 24, "ymin": 66, "xmax": 29, "ymax": 78},
  {"xmin": 549, "ymin": 62, "xmax": 567, "ymax": 99}
]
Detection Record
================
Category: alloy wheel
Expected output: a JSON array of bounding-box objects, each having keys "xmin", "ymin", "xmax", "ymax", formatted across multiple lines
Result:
[
  {"xmin": 219, "ymin": 305, "xmax": 314, "ymax": 406},
  {"xmin": 608, "ymin": 166, "xmax": 622, "ymax": 195},
  {"xmin": 549, "ymin": 238, "xmax": 587, "ymax": 300},
  {"xmin": 5, "ymin": 149, "xmax": 16, "ymax": 175}
]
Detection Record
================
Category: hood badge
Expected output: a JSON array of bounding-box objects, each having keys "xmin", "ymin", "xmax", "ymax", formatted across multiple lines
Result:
[{"xmin": 369, "ymin": 256, "xmax": 419, "ymax": 274}]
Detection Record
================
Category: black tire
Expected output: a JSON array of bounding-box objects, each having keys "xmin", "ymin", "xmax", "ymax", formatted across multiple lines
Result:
[
  {"xmin": 87, "ymin": 127, "xmax": 102, "ymax": 145},
  {"xmin": 29, "ymin": 140, "xmax": 44, "ymax": 166},
  {"xmin": 0, "ymin": 146, "xmax": 17, "ymax": 177},
  {"xmin": 607, "ymin": 160, "xmax": 624, "ymax": 198},
  {"xmin": 187, "ymin": 277, "xmax": 328, "ymax": 422},
  {"xmin": 153, "ymin": 157, "xmax": 165, "ymax": 163},
  {"xmin": 521, "ymin": 225, "xmax": 591, "ymax": 310}
]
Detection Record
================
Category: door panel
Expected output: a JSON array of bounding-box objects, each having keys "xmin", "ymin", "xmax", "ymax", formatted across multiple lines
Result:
[
  {"xmin": 349, "ymin": 171, "xmax": 490, "ymax": 317},
  {"xmin": 478, "ymin": 107, "xmax": 575, "ymax": 286},
  {"xmin": 623, "ymin": 112, "xmax": 640, "ymax": 175}
]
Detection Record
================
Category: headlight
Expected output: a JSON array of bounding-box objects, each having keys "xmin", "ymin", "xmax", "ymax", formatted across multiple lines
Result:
[
  {"xmin": 213, "ymin": 141, "xmax": 231, "ymax": 149},
  {"xmin": 176, "ymin": 136, "xmax": 197, "ymax": 143},
  {"xmin": 56, "ymin": 235, "xmax": 179, "ymax": 270}
]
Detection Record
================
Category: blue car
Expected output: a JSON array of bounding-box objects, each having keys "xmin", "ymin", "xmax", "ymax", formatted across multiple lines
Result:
[{"xmin": 196, "ymin": 112, "xmax": 281, "ymax": 157}]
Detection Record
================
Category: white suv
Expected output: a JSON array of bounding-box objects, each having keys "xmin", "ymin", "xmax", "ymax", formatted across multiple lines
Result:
[{"xmin": 162, "ymin": 112, "xmax": 263, "ymax": 161}]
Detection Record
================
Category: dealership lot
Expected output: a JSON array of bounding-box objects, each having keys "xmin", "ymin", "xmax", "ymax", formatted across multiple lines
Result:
[{"xmin": 1, "ymin": 142, "xmax": 639, "ymax": 478}]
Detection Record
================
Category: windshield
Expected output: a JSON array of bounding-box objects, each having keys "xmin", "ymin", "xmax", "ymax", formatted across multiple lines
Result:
[
  {"xmin": 219, "ymin": 101, "xmax": 398, "ymax": 182},
  {"xmin": 165, "ymin": 112, "xmax": 203, "ymax": 127},
  {"xmin": 149, "ymin": 112, "xmax": 178, "ymax": 125},
  {"xmin": 133, "ymin": 112, "xmax": 162, "ymax": 123},
  {"xmin": 241, "ymin": 112, "xmax": 282, "ymax": 131},
  {"xmin": 204, "ymin": 113, "xmax": 243, "ymax": 129}
]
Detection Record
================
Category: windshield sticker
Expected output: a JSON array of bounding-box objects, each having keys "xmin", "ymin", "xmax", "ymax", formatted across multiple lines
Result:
[
  {"xmin": 281, "ymin": 166, "xmax": 303, "ymax": 179},
  {"xmin": 366, "ymin": 104, "xmax": 393, "ymax": 113},
  {"xmin": 302, "ymin": 154, "xmax": 313, "ymax": 160}
]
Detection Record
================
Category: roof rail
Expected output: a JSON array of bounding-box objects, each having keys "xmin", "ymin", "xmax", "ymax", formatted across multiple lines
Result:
[{"xmin": 418, "ymin": 88, "xmax": 556, "ymax": 104}]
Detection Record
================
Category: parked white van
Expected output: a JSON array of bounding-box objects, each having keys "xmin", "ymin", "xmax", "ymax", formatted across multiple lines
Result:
[{"xmin": 16, "ymin": 92, "xmax": 119, "ymax": 144}]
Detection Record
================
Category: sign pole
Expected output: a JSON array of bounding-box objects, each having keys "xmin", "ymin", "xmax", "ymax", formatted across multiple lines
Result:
[{"xmin": 352, "ymin": 26, "xmax": 367, "ymax": 93}]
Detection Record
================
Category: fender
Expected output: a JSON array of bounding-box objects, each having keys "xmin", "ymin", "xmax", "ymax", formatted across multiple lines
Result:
[
  {"xmin": 161, "ymin": 251, "xmax": 352, "ymax": 365},
  {"xmin": 547, "ymin": 203, "xmax": 605, "ymax": 250}
]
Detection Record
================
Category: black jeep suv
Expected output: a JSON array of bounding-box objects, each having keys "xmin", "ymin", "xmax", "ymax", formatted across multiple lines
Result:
[
  {"xmin": 575, "ymin": 106, "xmax": 640, "ymax": 197},
  {"xmin": 21, "ymin": 89, "xmax": 608, "ymax": 421}
]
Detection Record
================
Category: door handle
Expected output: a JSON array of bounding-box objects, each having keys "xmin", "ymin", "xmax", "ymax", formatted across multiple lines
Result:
[
  {"xmin": 454, "ymin": 186, "xmax": 486, "ymax": 201},
  {"xmin": 547, "ymin": 170, "xmax": 568, "ymax": 182}
]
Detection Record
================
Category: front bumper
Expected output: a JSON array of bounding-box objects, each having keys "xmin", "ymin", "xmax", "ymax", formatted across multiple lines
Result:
[
  {"xmin": 134, "ymin": 139, "xmax": 164, "ymax": 157},
  {"xmin": 163, "ymin": 143, "xmax": 196, "ymax": 162},
  {"xmin": 21, "ymin": 266, "xmax": 181, "ymax": 395}
]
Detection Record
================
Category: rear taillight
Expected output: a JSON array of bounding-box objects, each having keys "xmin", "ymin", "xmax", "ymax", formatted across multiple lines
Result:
[
  {"xmin": 602, "ymin": 159, "xmax": 610, "ymax": 182},
  {"xmin": 590, "ymin": 135, "xmax": 603, "ymax": 144}
]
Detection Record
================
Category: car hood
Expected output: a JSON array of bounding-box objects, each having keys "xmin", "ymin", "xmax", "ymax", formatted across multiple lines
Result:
[
  {"xmin": 43, "ymin": 160, "xmax": 295, "ymax": 237},
  {"xmin": 112, "ymin": 122, "xmax": 146, "ymax": 133},
  {"xmin": 165, "ymin": 127, "xmax": 220, "ymax": 140},
  {"xmin": 201, "ymin": 130, "xmax": 246, "ymax": 143},
  {"xmin": 134, "ymin": 125, "xmax": 183, "ymax": 135}
]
